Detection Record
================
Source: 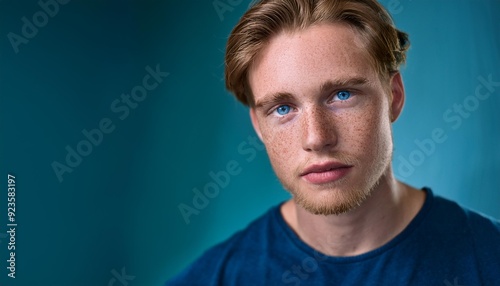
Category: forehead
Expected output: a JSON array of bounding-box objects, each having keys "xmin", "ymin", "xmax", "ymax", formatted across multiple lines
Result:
[{"xmin": 248, "ymin": 23, "xmax": 377, "ymax": 100}]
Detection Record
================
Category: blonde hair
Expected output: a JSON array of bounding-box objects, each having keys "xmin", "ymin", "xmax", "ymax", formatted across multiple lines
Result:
[{"xmin": 225, "ymin": 0, "xmax": 409, "ymax": 106}]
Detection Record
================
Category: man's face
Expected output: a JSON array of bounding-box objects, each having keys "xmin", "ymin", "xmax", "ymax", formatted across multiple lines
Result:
[{"xmin": 248, "ymin": 23, "xmax": 402, "ymax": 215}]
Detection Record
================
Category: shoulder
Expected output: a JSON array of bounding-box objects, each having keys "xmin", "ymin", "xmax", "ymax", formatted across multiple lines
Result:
[
  {"xmin": 433, "ymin": 192, "xmax": 500, "ymax": 279},
  {"xmin": 439, "ymin": 196, "xmax": 500, "ymax": 249},
  {"xmin": 430, "ymin": 191, "xmax": 500, "ymax": 235},
  {"xmin": 166, "ymin": 203, "xmax": 284, "ymax": 286},
  {"xmin": 427, "ymin": 190, "xmax": 500, "ymax": 256}
]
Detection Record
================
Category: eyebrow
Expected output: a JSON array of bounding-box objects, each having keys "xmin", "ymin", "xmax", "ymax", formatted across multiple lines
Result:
[
  {"xmin": 319, "ymin": 77, "xmax": 369, "ymax": 93},
  {"xmin": 254, "ymin": 77, "xmax": 370, "ymax": 109}
]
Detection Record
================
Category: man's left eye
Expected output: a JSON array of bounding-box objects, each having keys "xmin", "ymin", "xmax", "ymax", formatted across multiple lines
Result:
[{"xmin": 335, "ymin": 90, "xmax": 351, "ymax": 101}]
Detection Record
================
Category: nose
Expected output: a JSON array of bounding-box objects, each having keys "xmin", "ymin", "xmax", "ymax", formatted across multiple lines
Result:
[{"xmin": 301, "ymin": 107, "xmax": 337, "ymax": 152}]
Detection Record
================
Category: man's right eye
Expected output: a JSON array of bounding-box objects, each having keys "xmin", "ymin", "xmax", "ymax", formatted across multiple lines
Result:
[{"xmin": 275, "ymin": 105, "xmax": 291, "ymax": 115}]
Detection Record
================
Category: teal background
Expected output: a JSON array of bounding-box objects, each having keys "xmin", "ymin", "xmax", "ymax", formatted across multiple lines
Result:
[{"xmin": 0, "ymin": 0, "xmax": 498, "ymax": 285}]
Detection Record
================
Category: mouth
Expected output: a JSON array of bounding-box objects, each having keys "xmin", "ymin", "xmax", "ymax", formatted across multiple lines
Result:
[{"xmin": 300, "ymin": 161, "xmax": 353, "ymax": 184}]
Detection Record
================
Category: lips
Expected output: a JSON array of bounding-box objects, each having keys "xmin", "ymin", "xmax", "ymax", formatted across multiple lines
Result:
[{"xmin": 300, "ymin": 161, "xmax": 352, "ymax": 184}]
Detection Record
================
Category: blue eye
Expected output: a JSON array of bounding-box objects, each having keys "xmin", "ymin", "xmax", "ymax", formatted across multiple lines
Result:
[
  {"xmin": 276, "ymin": 105, "xmax": 291, "ymax": 115},
  {"xmin": 336, "ymin": 90, "xmax": 351, "ymax": 101}
]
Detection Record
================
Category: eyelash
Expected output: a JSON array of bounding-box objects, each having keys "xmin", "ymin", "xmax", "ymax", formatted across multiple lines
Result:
[
  {"xmin": 328, "ymin": 90, "xmax": 354, "ymax": 103},
  {"xmin": 268, "ymin": 89, "xmax": 356, "ymax": 117},
  {"xmin": 270, "ymin": 104, "xmax": 295, "ymax": 117}
]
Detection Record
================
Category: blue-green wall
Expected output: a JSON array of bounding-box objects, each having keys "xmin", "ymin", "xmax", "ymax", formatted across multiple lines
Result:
[{"xmin": 0, "ymin": 0, "xmax": 498, "ymax": 285}]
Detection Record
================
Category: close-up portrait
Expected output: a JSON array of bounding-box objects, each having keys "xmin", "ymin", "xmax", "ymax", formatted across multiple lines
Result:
[{"xmin": 1, "ymin": 0, "xmax": 499, "ymax": 285}]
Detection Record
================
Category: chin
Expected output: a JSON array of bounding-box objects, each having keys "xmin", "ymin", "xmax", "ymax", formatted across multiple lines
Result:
[{"xmin": 285, "ymin": 174, "xmax": 382, "ymax": 216}]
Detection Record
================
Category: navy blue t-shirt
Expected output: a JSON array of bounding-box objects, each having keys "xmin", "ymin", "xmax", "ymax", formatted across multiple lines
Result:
[{"xmin": 168, "ymin": 188, "xmax": 500, "ymax": 285}]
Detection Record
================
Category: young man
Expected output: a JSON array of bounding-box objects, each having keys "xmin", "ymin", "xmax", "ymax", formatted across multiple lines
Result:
[{"xmin": 168, "ymin": 0, "xmax": 500, "ymax": 284}]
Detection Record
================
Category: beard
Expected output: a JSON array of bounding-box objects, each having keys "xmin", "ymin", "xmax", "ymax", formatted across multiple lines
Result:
[{"xmin": 277, "ymin": 150, "xmax": 391, "ymax": 216}]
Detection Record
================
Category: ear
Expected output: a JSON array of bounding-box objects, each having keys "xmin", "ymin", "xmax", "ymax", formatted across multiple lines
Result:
[
  {"xmin": 250, "ymin": 108, "xmax": 263, "ymax": 141},
  {"xmin": 389, "ymin": 72, "xmax": 405, "ymax": 122}
]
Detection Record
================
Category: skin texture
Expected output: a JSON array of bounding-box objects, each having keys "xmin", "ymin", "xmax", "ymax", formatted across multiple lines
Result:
[{"xmin": 248, "ymin": 23, "xmax": 425, "ymax": 256}]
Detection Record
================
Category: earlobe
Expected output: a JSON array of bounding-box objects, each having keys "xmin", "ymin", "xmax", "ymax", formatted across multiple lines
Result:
[
  {"xmin": 250, "ymin": 108, "xmax": 264, "ymax": 141},
  {"xmin": 390, "ymin": 72, "xmax": 405, "ymax": 122}
]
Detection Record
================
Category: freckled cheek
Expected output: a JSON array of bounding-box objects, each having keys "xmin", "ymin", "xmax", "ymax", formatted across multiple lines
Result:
[
  {"xmin": 362, "ymin": 110, "xmax": 392, "ymax": 153},
  {"xmin": 340, "ymin": 110, "xmax": 385, "ymax": 153},
  {"xmin": 261, "ymin": 124, "xmax": 297, "ymax": 164}
]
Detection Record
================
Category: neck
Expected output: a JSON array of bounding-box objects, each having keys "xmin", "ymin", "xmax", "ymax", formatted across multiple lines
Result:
[{"xmin": 281, "ymin": 166, "xmax": 425, "ymax": 257}]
